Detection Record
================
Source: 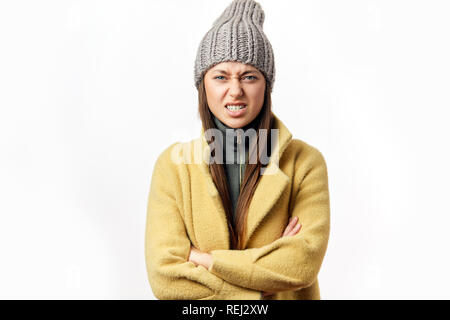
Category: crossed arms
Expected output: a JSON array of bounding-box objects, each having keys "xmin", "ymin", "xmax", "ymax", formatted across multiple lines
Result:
[{"xmin": 145, "ymin": 148, "xmax": 330, "ymax": 300}]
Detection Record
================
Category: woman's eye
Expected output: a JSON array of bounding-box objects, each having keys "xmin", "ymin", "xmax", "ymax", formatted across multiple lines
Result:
[{"xmin": 214, "ymin": 75, "xmax": 256, "ymax": 80}]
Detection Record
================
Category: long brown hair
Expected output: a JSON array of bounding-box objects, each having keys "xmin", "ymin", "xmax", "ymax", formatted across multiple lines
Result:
[{"xmin": 198, "ymin": 76, "xmax": 274, "ymax": 250}]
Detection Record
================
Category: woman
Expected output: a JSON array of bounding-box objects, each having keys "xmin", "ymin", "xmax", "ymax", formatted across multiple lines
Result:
[{"xmin": 145, "ymin": 0, "xmax": 330, "ymax": 300}]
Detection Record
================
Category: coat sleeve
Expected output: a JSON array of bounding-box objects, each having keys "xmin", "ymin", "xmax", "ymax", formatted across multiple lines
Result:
[
  {"xmin": 207, "ymin": 148, "xmax": 330, "ymax": 293},
  {"xmin": 145, "ymin": 147, "xmax": 262, "ymax": 300}
]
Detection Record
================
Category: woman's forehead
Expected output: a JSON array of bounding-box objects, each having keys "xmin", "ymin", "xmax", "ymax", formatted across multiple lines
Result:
[{"xmin": 209, "ymin": 61, "xmax": 260, "ymax": 73}]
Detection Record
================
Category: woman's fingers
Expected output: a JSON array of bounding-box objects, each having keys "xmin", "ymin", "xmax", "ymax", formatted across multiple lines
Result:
[
  {"xmin": 282, "ymin": 218, "xmax": 294, "ymax": 236},
  {"xmin": 282, "ymin": 217, "xmax": 296, "ymax": 236},
  {"xmin": 288, "ymin": 222, "xmax": 302, "ymax": 236},
  {"xmin": 282, "ymin": 216, "xmax": 299, "ymax": 237},
  {"xmin": 188, "ymin": 246, "xmax": 202, "ymax": 266}
]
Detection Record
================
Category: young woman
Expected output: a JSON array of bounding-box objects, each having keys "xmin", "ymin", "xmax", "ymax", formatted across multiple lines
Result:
[{"xmin": 145, "ymin": 0, "xmax": 330, "ymax": 300}]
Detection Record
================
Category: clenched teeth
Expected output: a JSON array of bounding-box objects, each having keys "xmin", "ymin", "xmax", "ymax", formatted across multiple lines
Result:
[{"xmin": 226, "ymin": 105, "xmax": 246, "ymax": 111}]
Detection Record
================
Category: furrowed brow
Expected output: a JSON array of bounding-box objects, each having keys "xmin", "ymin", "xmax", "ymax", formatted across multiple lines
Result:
[{"xmin": 213, "ymin": 69, "xmax": 258, "ymax": 75}]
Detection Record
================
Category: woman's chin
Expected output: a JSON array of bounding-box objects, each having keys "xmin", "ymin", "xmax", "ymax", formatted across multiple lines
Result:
[{"xmin": 221, "ymin": 111, "xmax": 255, "ymax": 128}]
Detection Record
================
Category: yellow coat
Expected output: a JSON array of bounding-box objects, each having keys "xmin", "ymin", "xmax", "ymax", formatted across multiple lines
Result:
[{"xmin": 145, "ymin": 112, "xmax": 330, "ymax": 300}]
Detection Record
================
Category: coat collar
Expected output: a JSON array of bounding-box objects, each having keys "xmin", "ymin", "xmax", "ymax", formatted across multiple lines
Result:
[{"xmin": 197, "ymin": 112, "xmax": 293, "ymax": 248}]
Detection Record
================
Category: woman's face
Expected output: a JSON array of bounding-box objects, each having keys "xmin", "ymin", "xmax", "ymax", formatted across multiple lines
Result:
[{"xmin": 204, "ymin": 61, "xmax": 266, "ymax": 129}]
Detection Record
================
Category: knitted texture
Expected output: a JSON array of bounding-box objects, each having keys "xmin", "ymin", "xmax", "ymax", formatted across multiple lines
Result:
[{"xmin": 194, "ymin": 0, "xmax": 275, "ymax": 92}]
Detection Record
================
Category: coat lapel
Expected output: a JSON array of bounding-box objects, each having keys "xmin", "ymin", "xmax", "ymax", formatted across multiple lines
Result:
[{"xmin": 197, "ymin": 112, "xmax": 293, "ymax": 248}]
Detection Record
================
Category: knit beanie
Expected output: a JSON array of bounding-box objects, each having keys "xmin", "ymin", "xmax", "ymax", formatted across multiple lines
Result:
[{"xmin": 194, "ymin": 0, "xmax": 275, "ymax": 92}]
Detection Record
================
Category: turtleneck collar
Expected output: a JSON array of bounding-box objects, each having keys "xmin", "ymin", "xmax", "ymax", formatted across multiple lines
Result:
[{"xmin": 212, "ymin": 114, "xmax": 260, "ymax": 153}]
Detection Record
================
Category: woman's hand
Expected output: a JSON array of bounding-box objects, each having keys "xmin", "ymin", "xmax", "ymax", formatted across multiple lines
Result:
[
  {"xmin": 188, "ymin": 246, "xmax": 213, "ymax": 270},
  {"xmin": 281, "ymin": 216, "xmax": 302, "ymax": 237},
  {"xmin": 188, "ymin": 216, "xmax": 301, "ymax": 298},
  {"xmin": 262, "ymin": 216, "xmax": 302, "ymax": 298}
]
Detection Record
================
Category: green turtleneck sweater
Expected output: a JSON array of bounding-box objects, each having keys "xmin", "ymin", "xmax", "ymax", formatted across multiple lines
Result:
[{"xmin": 212, "ymin": 114, "xmax": 260, "ymax": 223}]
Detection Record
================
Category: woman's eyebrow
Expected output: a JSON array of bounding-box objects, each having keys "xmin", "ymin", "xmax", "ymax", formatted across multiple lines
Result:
[{"xmin": 213, "ymin": 69, "xmax": 258, "ymax": 75}]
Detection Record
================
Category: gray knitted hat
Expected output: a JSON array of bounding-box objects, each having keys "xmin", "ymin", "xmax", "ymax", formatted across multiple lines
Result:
[{"xmin": 194, "ymin": 0, "xmax": 275, "ymax": 92}]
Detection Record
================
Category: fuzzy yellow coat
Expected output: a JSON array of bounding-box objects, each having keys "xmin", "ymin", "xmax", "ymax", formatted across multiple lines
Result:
[{"xmin": 145, "ymin": 112, "xmax": 330, "ymax": 300}]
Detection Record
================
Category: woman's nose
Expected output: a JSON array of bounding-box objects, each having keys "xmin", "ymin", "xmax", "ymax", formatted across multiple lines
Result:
[{"xmin": 229, "ymin": 79, "xmax": 243, "ymax": 97}]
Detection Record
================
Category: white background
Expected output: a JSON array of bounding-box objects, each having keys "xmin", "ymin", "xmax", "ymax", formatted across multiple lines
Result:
[{"xmin": 0, "ymin": 0, "xmax": 449, "ymax": 299}]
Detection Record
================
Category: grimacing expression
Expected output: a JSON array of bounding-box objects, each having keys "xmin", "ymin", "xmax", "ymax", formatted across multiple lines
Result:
[{"xmin": 204, "ymin": 61, "xmax": 266, "ymax": 129}]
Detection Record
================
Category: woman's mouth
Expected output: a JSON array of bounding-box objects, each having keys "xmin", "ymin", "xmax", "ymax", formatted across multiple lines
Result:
[{"xmin": 225, "ymin": 104, "xmax": 247, "ymax": 117}]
